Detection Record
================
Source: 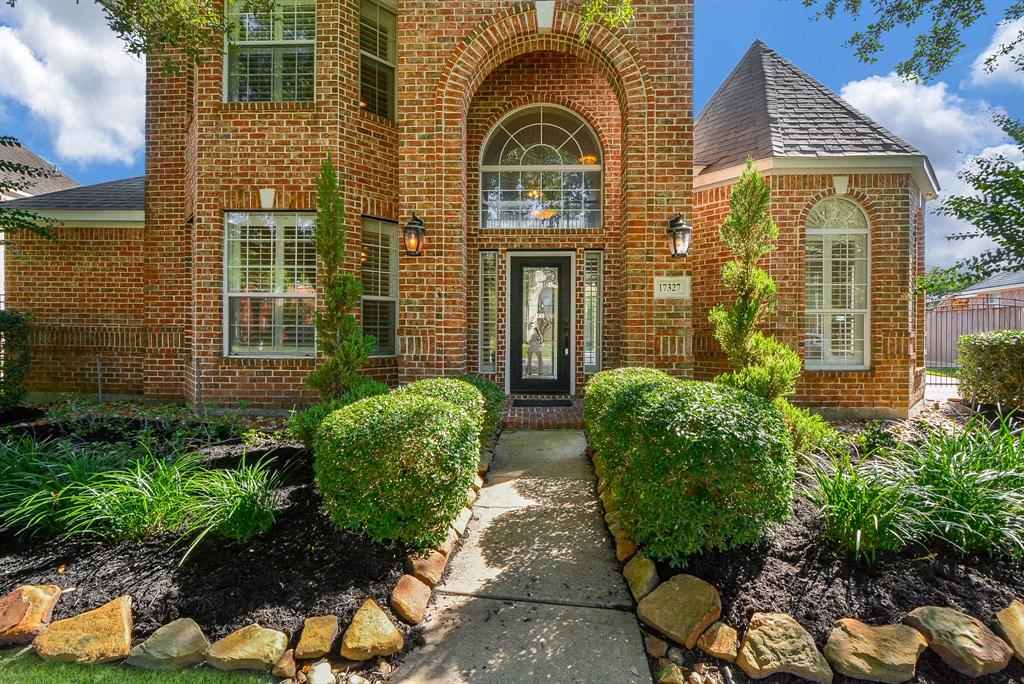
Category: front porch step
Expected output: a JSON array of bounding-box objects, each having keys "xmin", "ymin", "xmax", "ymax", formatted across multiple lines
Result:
[{"xmin": 501, "ymin": 395, "xmax": 583, "ymax": 430}]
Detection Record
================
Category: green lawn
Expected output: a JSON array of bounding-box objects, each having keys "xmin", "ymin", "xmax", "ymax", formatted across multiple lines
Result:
[
  {"xmin": 927, "ymin": 366, "xmax": 959, "ymax": 378},
  {"xmin": 0, "ymin": 648, "xmax": 274, "ymax": 684}
]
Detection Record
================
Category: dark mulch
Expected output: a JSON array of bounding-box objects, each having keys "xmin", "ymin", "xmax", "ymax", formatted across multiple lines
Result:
[
  {"xmin": 0, "ymin": 406, "xmax": 45, "ymax": 429},
  {"xmin": 0, "ymin": 444, "xmax": 420, "ymax": 648},
  {"xmin": 658, "ymin": 497, "xmax": 1024, "ymax": 684}
]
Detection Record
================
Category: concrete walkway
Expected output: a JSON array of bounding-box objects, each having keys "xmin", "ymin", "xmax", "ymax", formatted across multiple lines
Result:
[{"xmin": 395, "ymin": 430, "xmax": 650, "ymax": 683}]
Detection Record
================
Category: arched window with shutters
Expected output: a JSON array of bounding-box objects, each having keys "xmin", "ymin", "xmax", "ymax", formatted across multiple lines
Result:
[
  {"xmin": 480, "ymin": 104, "xmax": 602, "ymax": 229},
  {"xmin": 805, "ymin": 197, "xmax": 870, "ymax": 369}
]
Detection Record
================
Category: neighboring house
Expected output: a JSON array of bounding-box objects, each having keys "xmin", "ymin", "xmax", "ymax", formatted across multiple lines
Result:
[
  {"xmin": 0, "ymin": 143, "xmax": 78, "ymax": 305},
  {"xmin": 940, "ymin": 272, "xmax": 1024, "ymax": 310},
  {"xmin": 1, "ymin": 1, "xmax": 934, "ymax": 418}
]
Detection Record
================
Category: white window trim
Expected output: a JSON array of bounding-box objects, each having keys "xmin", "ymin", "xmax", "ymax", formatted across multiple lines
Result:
[
  {"xmin": 222, "ymin": 211, "xmax": 317, "ymax": 359},
  {"xmin": 222, "ymin": 0, "xmax": 317, "ymax": 103},
  {"xmin": 361, "ymin": 218, "xmax": 400, "ymax": 358},
  {"xmin": 479, "ymin": 103, "xmax": 604, "ymax": 230},
  {"xmin": 805, "ymin": 201, "xmax": 871, "ymax": 372},
  {"xmin": 359, "ymin": 0, "xmax": 397, "ymax": 120},
  {"xmin": 478, "ymin": 251, "xmax": 499, "ymax": 374},
  {"xmin": 583, "ymin": 250, "xmax": 603, "ymax": 374}
]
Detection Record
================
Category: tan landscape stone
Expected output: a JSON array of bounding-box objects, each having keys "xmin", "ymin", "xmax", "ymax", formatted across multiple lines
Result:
[
  {"xmin": 472, "ymin": 474, "xmax": 484, "ymax": 491},
  {"xmin": 656, "ymin": 657, "xmax": 687, "ymax": 684},
  {"xmin": 272, "ymin": 648, "xmax": 297, "ymax": 678},
  {"xmin": 34, "ymin": 595, "xmax": 132, "ymax": 664},
  {"xmin": 645, "ymin": 634, "xmax": 669, "ymax": 658},
  {"xmin": 306, "ymin": 660, "xmax": 336, "ymax": 684},
  {"xmin": 409, "ymin": 549, "xmax": 447, "ymax": 587},
  {"xmin": 0, "ymin": 584, "xmax": 62, "ymax": 645},
  {"xmin": 736, "ymin": 612, "xmax": 833, "ymax": 684},
  {"xmin": 623, "ymin": 552, "xmax": 659, "ymax": 601},
  {"xmin": 466, "ymin": 488, "xmax": 478, "ymax": 508},
  {"xmin": 697, "ymin": 621, "xmax": 739, "ymax": 662},
  {"xmin": 637, "ymin": 574, "xmax": 721, "ymax": 649},
  {"xmin": 126, "ymin": 617, "xmax": 209, "ymax": 670},
  {"xmin": 206, "ymin": 623, "xmax": 288, "ymax": 671},
  {"xmin": 434, "ymin": 527, "xmax": 460, "ymax": 556},
  {"xmin": 294, "ymin": 615, "xmax": 339, "ymax": 660},
  {"xmin": 823, "ymin": 618, "xmax": 927, "ymax": 684},
  {"xmin": 340, "ymin": 599, "xmax": 404, "ymax": 660},
  {"xmin": 613, "ymin": 530, "xmax": 637, "ymax": 563},
  {"xmin": 452, "ymin": 507, "xmax": 473, "ymax": 535},
  {"xmin": 905, "ymin": 606, "xmax": 1012, "ymax": 677},
  {"xmin": 996, "ymin": 599, "xmax": 1024, "ymax": 665},
  {"xmin": 390, "ymin": 574, "xmax": 431, "ymax": 625}
]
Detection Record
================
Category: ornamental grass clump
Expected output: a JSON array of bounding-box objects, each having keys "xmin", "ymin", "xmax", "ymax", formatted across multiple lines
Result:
[
  {"xmin": 314, "ymin": 392, "xmax": 479, "ymax": 548},
  {"xmin": 809, "ymin": 415, "xmax": 1024, "ymax": 562}
]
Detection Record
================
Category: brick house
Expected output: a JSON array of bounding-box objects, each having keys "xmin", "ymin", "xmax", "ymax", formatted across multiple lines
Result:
[{"xmin": 2, "ymin": 1, "xmax": 935, "ymax": 418}]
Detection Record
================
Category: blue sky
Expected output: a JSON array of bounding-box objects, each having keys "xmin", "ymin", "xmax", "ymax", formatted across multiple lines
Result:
[{"xmin": 1, "ymin": 0, "xmax": 1021, "ymax": 265}]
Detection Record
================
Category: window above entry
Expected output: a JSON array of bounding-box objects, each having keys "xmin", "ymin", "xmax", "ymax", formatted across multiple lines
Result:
[
  {"xmin": 480, "ymin": 105, "xmax": 603, "ymax": 230},
  {"xmin": 225, "ymin": 0, "xmax": 316, "ymax": 103}
]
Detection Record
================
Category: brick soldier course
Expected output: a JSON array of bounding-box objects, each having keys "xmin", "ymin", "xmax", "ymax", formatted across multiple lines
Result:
[{"xmin": 2, "ymin": 2, "xmax": 936, "ymax": 418}]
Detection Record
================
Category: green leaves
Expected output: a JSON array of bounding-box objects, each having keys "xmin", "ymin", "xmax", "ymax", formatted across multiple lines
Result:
[
  {"xmin": 933, "ymin": 114, "xmax": 1024, "ymax": 285},
  {"xmin": 804, "ymin": 0, "xmax": 1022, "ymax": 83},
  {"xmin": 314, "ymin": 392, "xmax": 480, "ymax": 549},
  {"xmin": 709, "ymin": 161, "xmax": 800, "ymax": 403},
  {"xmin": 578, "ymin": 0, "xmax": 635, "ymax": 42},
  {"xmin": 306, "ymin": 154, "xmax": 376, "ymax": 399},
  {"xmin": 585, "ymin": 369, "xmax": 796, "ymax": 565},
  {"xmin": 0, "ymin": 311, "xmax": 30, "ymax": 412},
  {"xmin": 957, "ymin": 330, "xmax": 1024, "ymax": 409}
]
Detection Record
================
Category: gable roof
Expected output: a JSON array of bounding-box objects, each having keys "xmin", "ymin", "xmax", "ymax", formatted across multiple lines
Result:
[
  {"xmin": 960, "ymin": 271, "xmax": 1024, "ymax": 295},
  {"xmin": 0, "ymin": 144, "xmax": 78, "ymax": 197},
  {"xmin": 695, "ymin": 39, "xmax": 935, "ymax": 188},
  {"xmin": 1, "ymin": 176, "xmax": 144, "ymax": 211}
]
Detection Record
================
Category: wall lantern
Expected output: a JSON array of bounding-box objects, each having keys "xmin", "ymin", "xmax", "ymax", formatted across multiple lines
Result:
[
  {"xmin": 403, "ymin": 214, "xmax": 426, "ymax": 256},
  {"xmin": 667, "ymin": 214, "xmax": 692, "ymax": 258}
]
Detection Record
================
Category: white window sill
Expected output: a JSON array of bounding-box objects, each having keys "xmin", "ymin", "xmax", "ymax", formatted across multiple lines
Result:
[
  {"xmin": 805, "ymin": 365, "xmax": 871, "ymax": 372},
  {"xmin": 225, "ymin": 354, "xmax": 316, "ymax": 360}
]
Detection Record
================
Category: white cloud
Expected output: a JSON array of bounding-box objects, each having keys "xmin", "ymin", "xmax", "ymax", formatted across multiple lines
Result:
[
  {"xmin": 967, "ymin": 18, "xmax": 1024, "ymax": 89},
  {"xmin": 0, "ymin": 2, "xmax": 145, "ymax": 165},
  {"xmin": 840, "ymin": 74, "xmax": 1011, "ymax": 268}
]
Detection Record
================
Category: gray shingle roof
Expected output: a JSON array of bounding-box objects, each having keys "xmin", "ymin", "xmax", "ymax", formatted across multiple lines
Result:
[
  {"xmin": 695, "ymin": 40, "xmax": 923, "ymax": 173},
  {"xmin": 0, "ymin": 143, "xmax": 78, "ymax": 197},
  {"xmin": 961, "ymin": 271, "xmax": 1024, "ymax": 294},
  {"xmin": 1, "ymin": 176, "xmax": 144, "ymax": 211}
]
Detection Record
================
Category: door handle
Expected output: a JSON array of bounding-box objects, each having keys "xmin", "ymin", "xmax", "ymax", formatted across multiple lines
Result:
[{"xmin": 563, "ymin": 331, "xmax": 569, "ymax": 357}]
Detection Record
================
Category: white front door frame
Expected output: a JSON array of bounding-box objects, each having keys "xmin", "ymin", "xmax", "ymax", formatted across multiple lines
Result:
[{"xmin": 504, "ymin": 250, "xmax": 576, "ymax": 397}]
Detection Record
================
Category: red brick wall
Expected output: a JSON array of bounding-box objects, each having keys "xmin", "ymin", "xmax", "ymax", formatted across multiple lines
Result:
[
  {"xmin": 398, "ymin": 0, "xmax": 695, "ymax": 384},
  {"xmin": 5, "ymin": 225, "xmax": 147, "ymax": 396},
  {"xmin": 693, "ymin": 172, "xmax": 925, "ymax": 416},
  {"xmin": 463, "ymin": 51, "xmax": 624, "ymax": 392}
]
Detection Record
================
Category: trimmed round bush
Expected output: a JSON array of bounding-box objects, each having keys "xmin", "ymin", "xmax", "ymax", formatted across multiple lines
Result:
[
  {"xmin": 314, "ymin": 392, "xmax": 479, "ymax": 547},
  {"xmin": 288, "ymin": 377, "xmax": 390, "ymax": 450},
  {"xmin": 396, "ymin": 377, "xmax": 486, "ymax": 440},
  {"xmin": 958, "ymin": 330, "xmax": 1024, "ymax": 409},
  {"xmin": 458, "ymin": 374, "xmax": 505, "ymax": 443},
  {"xmin": 608, "ymin": 379, "xmax": 795, "ymax": 565},
  {"xmin": 584, "ymin": 367, "xmax": 676, "ymax": 476}
]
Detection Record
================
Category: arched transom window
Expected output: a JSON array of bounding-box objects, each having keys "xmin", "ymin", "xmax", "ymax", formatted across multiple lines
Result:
[
  {"xmin": 805, "ymin": 197, "xmax": 870, "ymax": 369},
  {"xmin": 480, "ymin": 105, "xmax": 602, "ymax": 229}
]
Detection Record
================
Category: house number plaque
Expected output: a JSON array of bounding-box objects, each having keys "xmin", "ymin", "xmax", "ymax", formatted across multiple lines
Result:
[{"xmin": 653, "ymin": 276, "xmax": 691, "ymax": 300}]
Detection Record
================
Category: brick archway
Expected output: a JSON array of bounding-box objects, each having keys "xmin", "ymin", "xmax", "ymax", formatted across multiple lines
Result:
[{"xmin": 397, "ymin": 1, "xmax": 694, "ymax": 383}]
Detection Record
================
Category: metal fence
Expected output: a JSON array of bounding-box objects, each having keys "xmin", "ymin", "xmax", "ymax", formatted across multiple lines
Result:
[{"xmin": 925, "ymin": 300, "xmax": 1024, "ymax": 386}]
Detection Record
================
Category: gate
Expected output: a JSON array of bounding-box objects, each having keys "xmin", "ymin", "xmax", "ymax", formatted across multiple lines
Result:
[{"xmin": 925, "ymin": 300, "xmax": 1024, "ymax": 387}]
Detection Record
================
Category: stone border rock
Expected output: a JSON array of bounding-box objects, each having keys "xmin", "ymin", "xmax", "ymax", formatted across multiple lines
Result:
[
  {"xmin": 0, "ymin": 444, "xmax": 496, "ymax": 684},
  {"xmin": 588, "ymin": 445, "xmax": 1020, "ymax": 684}
]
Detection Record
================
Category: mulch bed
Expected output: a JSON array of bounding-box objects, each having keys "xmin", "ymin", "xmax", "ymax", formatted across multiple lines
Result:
[
  {"xmin": 666, "ymin": 497, "xmax": 1024, "ymax": 684},
  {"xmin": 0, "ymin": 438, "xmax": 422, "ymax": 649}
]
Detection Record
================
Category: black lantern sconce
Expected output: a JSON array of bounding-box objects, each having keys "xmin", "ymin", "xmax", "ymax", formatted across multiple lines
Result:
[
  {"xmin": 403, "ymin": 214, "xmax": 426, "ymax": 257},
  {"xmin": 667, "ymin": 214, "xmax": 692, "ymax": 258}
]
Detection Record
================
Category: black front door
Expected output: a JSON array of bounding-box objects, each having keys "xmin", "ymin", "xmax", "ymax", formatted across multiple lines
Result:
[{"xmin": 510, "ymin": 256, "xmax": 571, "ymax": 393}]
